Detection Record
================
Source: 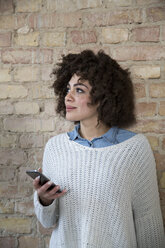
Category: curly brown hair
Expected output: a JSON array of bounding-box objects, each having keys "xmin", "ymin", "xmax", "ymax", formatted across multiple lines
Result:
[{"xmin": 51, "ymin": 49, "xmax": 136, "ymax": 128}]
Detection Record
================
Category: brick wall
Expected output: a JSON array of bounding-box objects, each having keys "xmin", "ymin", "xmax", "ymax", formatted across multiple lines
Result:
[{"xmin": 0, "ymin": 0, "xmax": 165, "ymax": 247}]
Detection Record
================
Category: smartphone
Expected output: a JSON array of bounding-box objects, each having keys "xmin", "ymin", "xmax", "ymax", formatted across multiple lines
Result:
[{"xmin": 26, "ymin": 170, "xmax": 62, "ymax": 193}]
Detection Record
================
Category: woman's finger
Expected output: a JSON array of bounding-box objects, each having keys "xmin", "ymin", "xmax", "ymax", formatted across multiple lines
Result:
[
  {"xmin": 37, "ymin": 181, "xmax": 55, "ymax": 195},
  {"xmin": 33, "ymin": 176, "xmax": 40, "ymax": 190},
  {"xmin": 53, "ymin": 189, "xmax": 67, "ymax": 198}
]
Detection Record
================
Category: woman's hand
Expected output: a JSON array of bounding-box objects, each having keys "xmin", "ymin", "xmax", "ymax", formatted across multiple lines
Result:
[{"xmin": 33, "ymin": 168, "xmax": 67, "ymax": 206}]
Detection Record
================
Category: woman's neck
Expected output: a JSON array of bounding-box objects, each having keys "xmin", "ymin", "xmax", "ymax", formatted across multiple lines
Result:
[{"xmin": 79, "ymin": 121, "xmax": 110, "ymax": 141}]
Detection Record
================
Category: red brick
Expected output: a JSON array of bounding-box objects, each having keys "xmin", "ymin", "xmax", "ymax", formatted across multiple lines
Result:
[
  {"xmin": 20, "ymin": 134, "xmax": 44, "ymax": 148},
  {"xmin": 18, "ymin": 166, "xmax": 35, "ymax": 183},
  {"xmin": 131, "ymin": 26, "xmax": 160, "ymax": 42},
  {"xmin": 102, "ymin": 27, "xmax": 128, "ymax": 44},
  {"xmin": 47, "ymin": 0, "xmax": 76, "ymax": 10},
  {"xmin": 29, "ymin": 12, "xmax": 82, "ymax": 29},
  {"xmin": 0, "ymin": 237, "xmax": 15, "ymax": 248},
  {"xmin": 0, "ymin": 0, "xmax": 14, "ymax": 13},
  {"xmin": 56, "ymin": 12, "xmax": 82, "ymax": 28},
  {"xmin": 154, "ymin": 153, "xmax": 165, "ymax": 170},
  {"xmin": 31, "ymin": 84, "xmax": 54, "ymax": 99},
  {"xmin": 131, "ymin": 119, "xmax": 165, "ymax": 134},
  {"xmin": 16, "ymin": 200, "xmax": 34, "ymax": 216},
  {"xmin": 0, "ymin": 199, "xmax": 14, "ymax": 214},
  {"xmin": 14, "ymin": 31, "xmax": 39, "ymax": 47},
  {"xmin": 154, "ymin": 119, "xmax": 165, "ymax": 134},
  {"xmin": 112, "ymin": 46, "xmax": 165, "ymax": 61},
  {"xmin": 0, "ymin": 118, "xmax": 3, "ymax": 131},
  {"xmin": 0, "ymin": 84, "xmax": 28, "ymax": 99},
  {"xmin": 0, "ymin": 183, "xmax": 18, "ymax": 198},
  {"xmin": 18, "ymin": 236, "xmax": 40, "ymax": 248},
  {"xmin": 16, "ymin": 0, "xmax": 42, "ymax": 12},
  {"xmin": 4, "ymin": 118, "xmax": 55, "ymax": 132},
  {"xmin": 162, "ymin": 138, "xmax": 165, "ymax": 151},
  {"xmin": 0, "ymin": 133, "xmax": 17, "ymax": 148},
  {"xmin": 27, "ymin": 149, "xmax": 44, "ymax": 167},
  {"xmin": 77, "ymin": 0, "xmax": 102, "ymax": 9},
  {"xmin": 32, "ymin": 49, "xmax": 53, "ymax": 64},
  {"xmin": 42, "ymin": 32, "xmax": 63, "ymax": 47},
  {"xmin": 137, "ymin": 0, "xmax": 162, "ymax": 4},
  {"xmin": 2, "ymin": 48, "xmax": 53, "ymax": 64},
  {"xmin": 159, "ymin": 101, "xmax": 165, "ymax": 116},
  {"xmin": 136, "ymin": 102, "xmax": 157, "ymax": 117},
  {"xmin": 14, "ymin": 101, "xmax": 39, "ymax": 115},
  {"xmin": 0, "ymin": 167, "xmax": 16, "ymax": 181},
  {"xmin": 162, "ymin": 25, "xmax": 165, "ymax": 41},
  {"xmin": 14, "ymin": 66, "xmax": 40, "ymax": 82},
  {"xmin": 84, "ymin": 9, "xmax": 142, "ymax": 27},
  {"xmin": 0, "ymin": 217, "xmax": 31, "ymax": 233},
  {"xmin": 146, "ymin": 135, "xmax": 159, "ymax": 150},
  {"xmin": 16, "ymin": 13, "xmax": 28, "ymax": 29},
  {"xmin": 29, "ymin": 13, "xmax": 51, "ymax": 28},
  {"xmin": 0, "ymin": 68, "xmax": 11, "ymax": 82},
  {"xmin": 146, "ymin": 7, "xmax": 165, "ymax": 22},
  {"xmin": 0, "ymin": 32, "xmax": 11, "ymax": 47},
  {"xmin": 18, "ymin": 183, "xmax": 33, "ymax": 197},
  {"xmin": 28, "ymin": 13, "xmax": 38, "ymax": 28},
  {"xmin": 71, "ymin": 30, "xmax": 97, "ymax": 44},
  {"xmin": 44, "ymin": 101, "xmax": 57, "ymax": 115},
  {"xmin": 0, "ymin": 15, "xmax": 15, "ymax": 29},
  {"xmin": 41, "ymin": 66, "xmax": 53, "ymax": 81},
  {"xmin": 132, "ymin": 65, "xmax": 160, "ymax": 79},
  {"xmin": 134, "ymin": 83, "xmax": 146, "ymax": 99},
  {"xmin": 149, "ymin": 83, "xmax": 165, "ymax": 98},
  {"xmin": 0, "ymin": 149, "xmax": 27, "ymax": 165},
  {"xmin": 2, "ymin": 49, "xmax": 32, "ymax": 64}
]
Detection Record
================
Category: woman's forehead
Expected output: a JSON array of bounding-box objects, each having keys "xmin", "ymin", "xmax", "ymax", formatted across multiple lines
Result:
[{"xmin": 68, "ymin": 74, "xmax": 91, "ymax": 88}]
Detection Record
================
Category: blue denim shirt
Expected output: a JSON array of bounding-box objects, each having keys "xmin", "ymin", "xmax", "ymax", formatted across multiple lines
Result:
[{"xmin": 67, "ymin": 124, "xmax": 137, "ymax": 148}]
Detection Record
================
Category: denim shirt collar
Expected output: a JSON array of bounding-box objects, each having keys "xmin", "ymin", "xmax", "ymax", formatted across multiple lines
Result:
[{"xmin": 68, "ymin": 124, "xmax": 118, "ymax": 144}]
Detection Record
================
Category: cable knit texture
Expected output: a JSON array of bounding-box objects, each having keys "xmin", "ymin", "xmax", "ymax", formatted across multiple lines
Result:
[{"xmin": 34, "ymin": 133, "xmax": 165, "ymax": 248}]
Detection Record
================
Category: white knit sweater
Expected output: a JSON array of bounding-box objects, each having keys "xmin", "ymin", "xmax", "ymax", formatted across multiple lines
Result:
[{"xmin": 34, "ymin": 133, "xmax": 165, "ymax": 248}]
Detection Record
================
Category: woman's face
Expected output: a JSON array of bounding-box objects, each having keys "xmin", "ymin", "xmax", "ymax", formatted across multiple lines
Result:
[{"xmin": 65, "ymin": 74, "xmax": 98, "ymax": 124}]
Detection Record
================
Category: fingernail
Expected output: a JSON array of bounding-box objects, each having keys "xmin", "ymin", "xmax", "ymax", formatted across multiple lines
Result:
[
  {"xmin": 48, "ymin": 181, "xmax": 52, "ymax": 185},
  {"xmin": 36, "ymin": 176, "xmax": 40, "ymax": 180}
]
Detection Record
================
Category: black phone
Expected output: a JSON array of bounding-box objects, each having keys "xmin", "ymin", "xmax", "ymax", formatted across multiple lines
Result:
[{"xmin": 26, "ymin": 170, "xmax": 62, "ymax": 193}]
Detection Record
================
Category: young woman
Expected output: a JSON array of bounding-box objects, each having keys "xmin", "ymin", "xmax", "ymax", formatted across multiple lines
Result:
[{"xmin": 33, "ymin": 50, "xmax": 165, "ymax": 248}]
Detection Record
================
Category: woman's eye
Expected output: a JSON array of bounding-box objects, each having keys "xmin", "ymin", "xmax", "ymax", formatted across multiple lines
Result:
[
  {"xmin": 76, "ymin": 88, "xmax": 84, "ymax": 93},
  {"xmin": 66, "ymin": 88, "xmax": 70, "ymax": 94},
  {"xmin": 66, "ymin": 87, "xmax": 85, "ymax": 95}
]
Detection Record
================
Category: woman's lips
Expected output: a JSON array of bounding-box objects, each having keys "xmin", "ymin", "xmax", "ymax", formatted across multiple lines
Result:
[{"xmin": 66, "ymin": 106, "xmax": 76, "ymax": 112}]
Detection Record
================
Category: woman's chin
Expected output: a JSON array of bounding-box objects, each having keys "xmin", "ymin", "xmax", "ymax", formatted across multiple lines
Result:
[{"xmin": 65, "ymin": 115, "xmax": 79, "ymax": 122}]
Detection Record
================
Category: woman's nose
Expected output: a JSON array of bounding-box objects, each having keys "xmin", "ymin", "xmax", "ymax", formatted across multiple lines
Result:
[{"xmin": 65, "ymin": 90, "xmax": 74, "ymax": 101}]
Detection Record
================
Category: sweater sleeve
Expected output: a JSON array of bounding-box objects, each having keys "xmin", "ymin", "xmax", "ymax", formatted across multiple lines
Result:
[
  {"xmin": 132, "ymin": 136, "xmax": 165, "ymax": 248},
  {"xmin": 33, "ymin": 139, "xmax": 59, "ymax": 228}
]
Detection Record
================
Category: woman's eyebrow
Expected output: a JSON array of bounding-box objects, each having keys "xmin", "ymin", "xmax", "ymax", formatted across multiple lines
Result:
[
  {"xmin": 67, "ymin": 82, "xmax": 89, "ymax": 89},
  {"xmin": 73, "ymin": 83, "xmax": 89, "ymax": 89}
]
